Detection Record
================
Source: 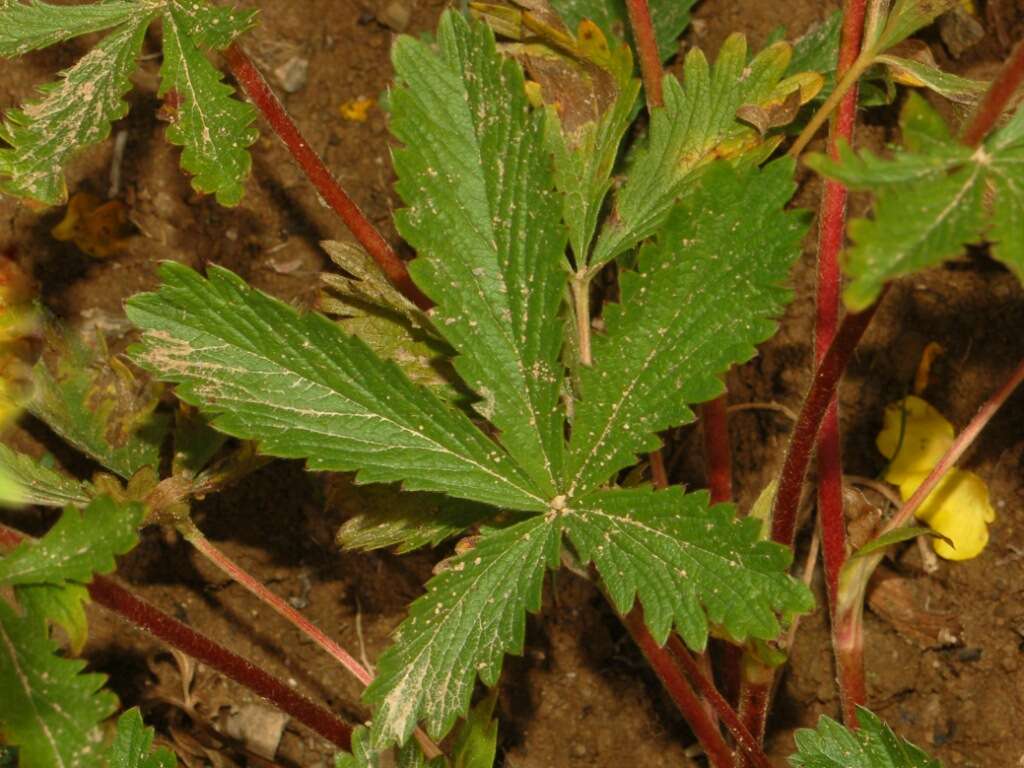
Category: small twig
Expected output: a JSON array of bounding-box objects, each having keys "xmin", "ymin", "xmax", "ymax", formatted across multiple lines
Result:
[
  {"xmin": 0, "ymin": 523, "xmax": 353, "ymax": 751},
  {"xmin": 726, "ymin": 401, "xmax": 798, "ymax": 422},
  {"xmin": 223, "ymin": 43, "xmax": 431, "ymax": 311},
  {"xmin": 183, "ymin": 525, "xmax": 443, "ymax": 759},
  {"xmin": 624, "ymin": 0, "xmax": 664, "ymax": 109},
  {"xmin": 845, "ymin": 474, "xmax": 901, "ymax": 509},
  {"xmin": 108, "ymin": 130, "xmax": 128, "ymax": 198},
  {"xmin": 783, "ymin": 529, "xmax": 821, "ymax": 652}
]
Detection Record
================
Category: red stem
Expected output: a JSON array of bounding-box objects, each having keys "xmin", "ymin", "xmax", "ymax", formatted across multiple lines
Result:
[
  {"xmin": 185, "ymin": 528, "xmax": 443, "ymax": 759},
  {"xmin": 667, "ymin": 638, "xmax": 772, "ymax": 768},
  {"xmin": 625, "ymin": 0, "xmax": 664, "ymax": 109},
  {"xmin": 814, "ymin": 0, "xmax": 869, "ymax": 729},
  {"xmin": 960, "ymin": 38, "xmax": 1024, "ymax": 148},
  {"xmin": 770, "ymin": 289, "xmax": 886, "ymax": 548},
  {"xmin": 223, "ymin": 43, "xmax": 432, "ymax": 312},
  {"xmin": 0, "ymin": 524, "xmax": 352, "ymax": 750},
  {"xmin": 621, "ymin": 610, "xmax": 735, "ymax": 768},
  {"xmin": 736, "ymin": 680, "xmax": 771, "ymax": 763},
  {"xmin": 701, "ymin": 396, "xmax": 733, "ymax": 504},
  {"xmin": 186, "ymin": 528, "xmax": 373, "ymax": 687}
]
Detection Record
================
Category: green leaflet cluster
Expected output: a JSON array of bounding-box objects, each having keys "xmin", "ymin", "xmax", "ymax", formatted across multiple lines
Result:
[
  {"xmin": 0, "ymin": 0, "xmax": 257, "ymax": 206},
  {"xmin": 807, "ymin": 90, "xmax": 1024, "ymax": 310},
  {"xmin": 127, "ymin": 9, "xmax": 815, "ymax": 751},
  {"xmin": 0, "ymin": 497, "xmax": 173, "ymax": 767},
  {"xmin": 789, "ymin": 708, "xmax": 942, "ymax": 768}
]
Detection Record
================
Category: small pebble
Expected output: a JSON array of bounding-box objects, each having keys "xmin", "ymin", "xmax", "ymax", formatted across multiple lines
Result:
[
  {"xmin": 377, "ymin": 0, "xmax": 411, "ymax": 32},
  {"xmin": 274, "ymin": 55, "xmax": 309, "ymax": 93}
]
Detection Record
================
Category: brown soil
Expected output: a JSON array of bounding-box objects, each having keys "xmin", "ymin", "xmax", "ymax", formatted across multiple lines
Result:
[{"xmin": 2, "ymin": 1, "xmax": 1023, "ymax": 767}]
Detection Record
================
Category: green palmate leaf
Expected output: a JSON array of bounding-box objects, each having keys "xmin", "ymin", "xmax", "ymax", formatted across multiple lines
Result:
[
  {"xmin": 159, "ymin": 3, "xmax": 258, "ymax": 205},
  {"xmin": 169, "ymin": 0, "xmax": 258, "ymax": 49},
  {"xmin": 589, "ymin": 33, "xmax": 801, "ymax": 268},
  {"xmin": 806, "ymin": 94, "xmax": 1024, "ymax": 309},
  {"xmin": 332, "ymin": 475, "xmax": 493, "ymax": 554},
  {"xmin": 0, "ymin": 595, "xmax": 118, "ymax": 768},
  {"xmin": 563, "ymin": 487, "xmax": 812, "ymax": 647},
  {"xmin": 0, "ymin": 16, "xmax": 151, "ymax": 205},
  {"xmin": 568, "ymin": 160, "xmax": 805, "ymax": 494},
  {"xmin": 0, "ymin": 497, "xmax": 143, "ymax": 587},
  {"xmin": 548, "ymin": 0, "xmax": 698, "ymax": 61},
  {"xmin": 365, "ymin": 516, "xmax": 561, "ymax": 747},
  {"xmin": 790, "ymin": 707, "xmax": 941, "ymax": 768},
  {"xmin": 0, "ymin": 0, "xmax": 146, "ymax": 57},
  {"xmin": 127, "ymin": 263, "xmax": 545, "ymax": 511},
  {"xmin": 107, "ymin": 708, "xmax": 177, "ymax": 768},
  {"xmin": 29, "ymin": 321, "xmax": 168, "ymax": 480},
  {"xmin": 0, "ymin": 444, "xmax": 92, "ymax": 508},
  {"xmin": 390, "ymin": 12, "xmax": 568, "ymax": 496}
]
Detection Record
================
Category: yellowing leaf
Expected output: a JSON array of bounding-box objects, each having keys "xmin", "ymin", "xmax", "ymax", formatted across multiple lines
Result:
[{"xmin": 876, "ymin": 395, "xmax": 995, "ymax": 560}]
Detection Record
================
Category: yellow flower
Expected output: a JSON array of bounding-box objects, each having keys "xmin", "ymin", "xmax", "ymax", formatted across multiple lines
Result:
[{"xmin": 876, "ymin": 395, "xmax": 996, "ymax": 560}]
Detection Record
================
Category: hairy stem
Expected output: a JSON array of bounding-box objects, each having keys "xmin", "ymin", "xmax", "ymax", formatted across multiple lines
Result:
[
  {"xmin": 814, "ymin": 0, "xmax": 870, "ymax": 729},
  {"xmin": 701, "ymin": 396, "xmax": 733, "ymax": 504},
  {"xmin": 624, "ymin": 0, "xmax": 664, "ymax": 109},
  {"xmin": 961, "ymin": 38, "xmax": 1024, "ymax": 147},
  {"xmin": 0, "ymin": 524, "xmax": 352, "ymax": 750},
  {"xmin": 621, "ymin": 610, "xmax": 735, "ymax": 768},
  {"xmin": 770, "ymin": 288, "xmax": 887, "ymax": 548},
  {"xmin": 183, "ymin": 525, "xmax": 443, "ymax": 759},
  {"xmin": 667, "ymin": 638, "xmax": 773, "ymax": 768},
  {"xmin": 223, "ymin": 44, "xmax": 431, "ymax": 311}
]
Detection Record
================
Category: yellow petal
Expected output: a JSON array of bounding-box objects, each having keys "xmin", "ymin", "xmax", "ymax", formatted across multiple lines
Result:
[
  {"xmin": 876, "ymin": 395, "xmax": 954, "ymax": 486},
  {"xmin": 904, "ymin": 469, "xmax": 995, "ymax": 560}
]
